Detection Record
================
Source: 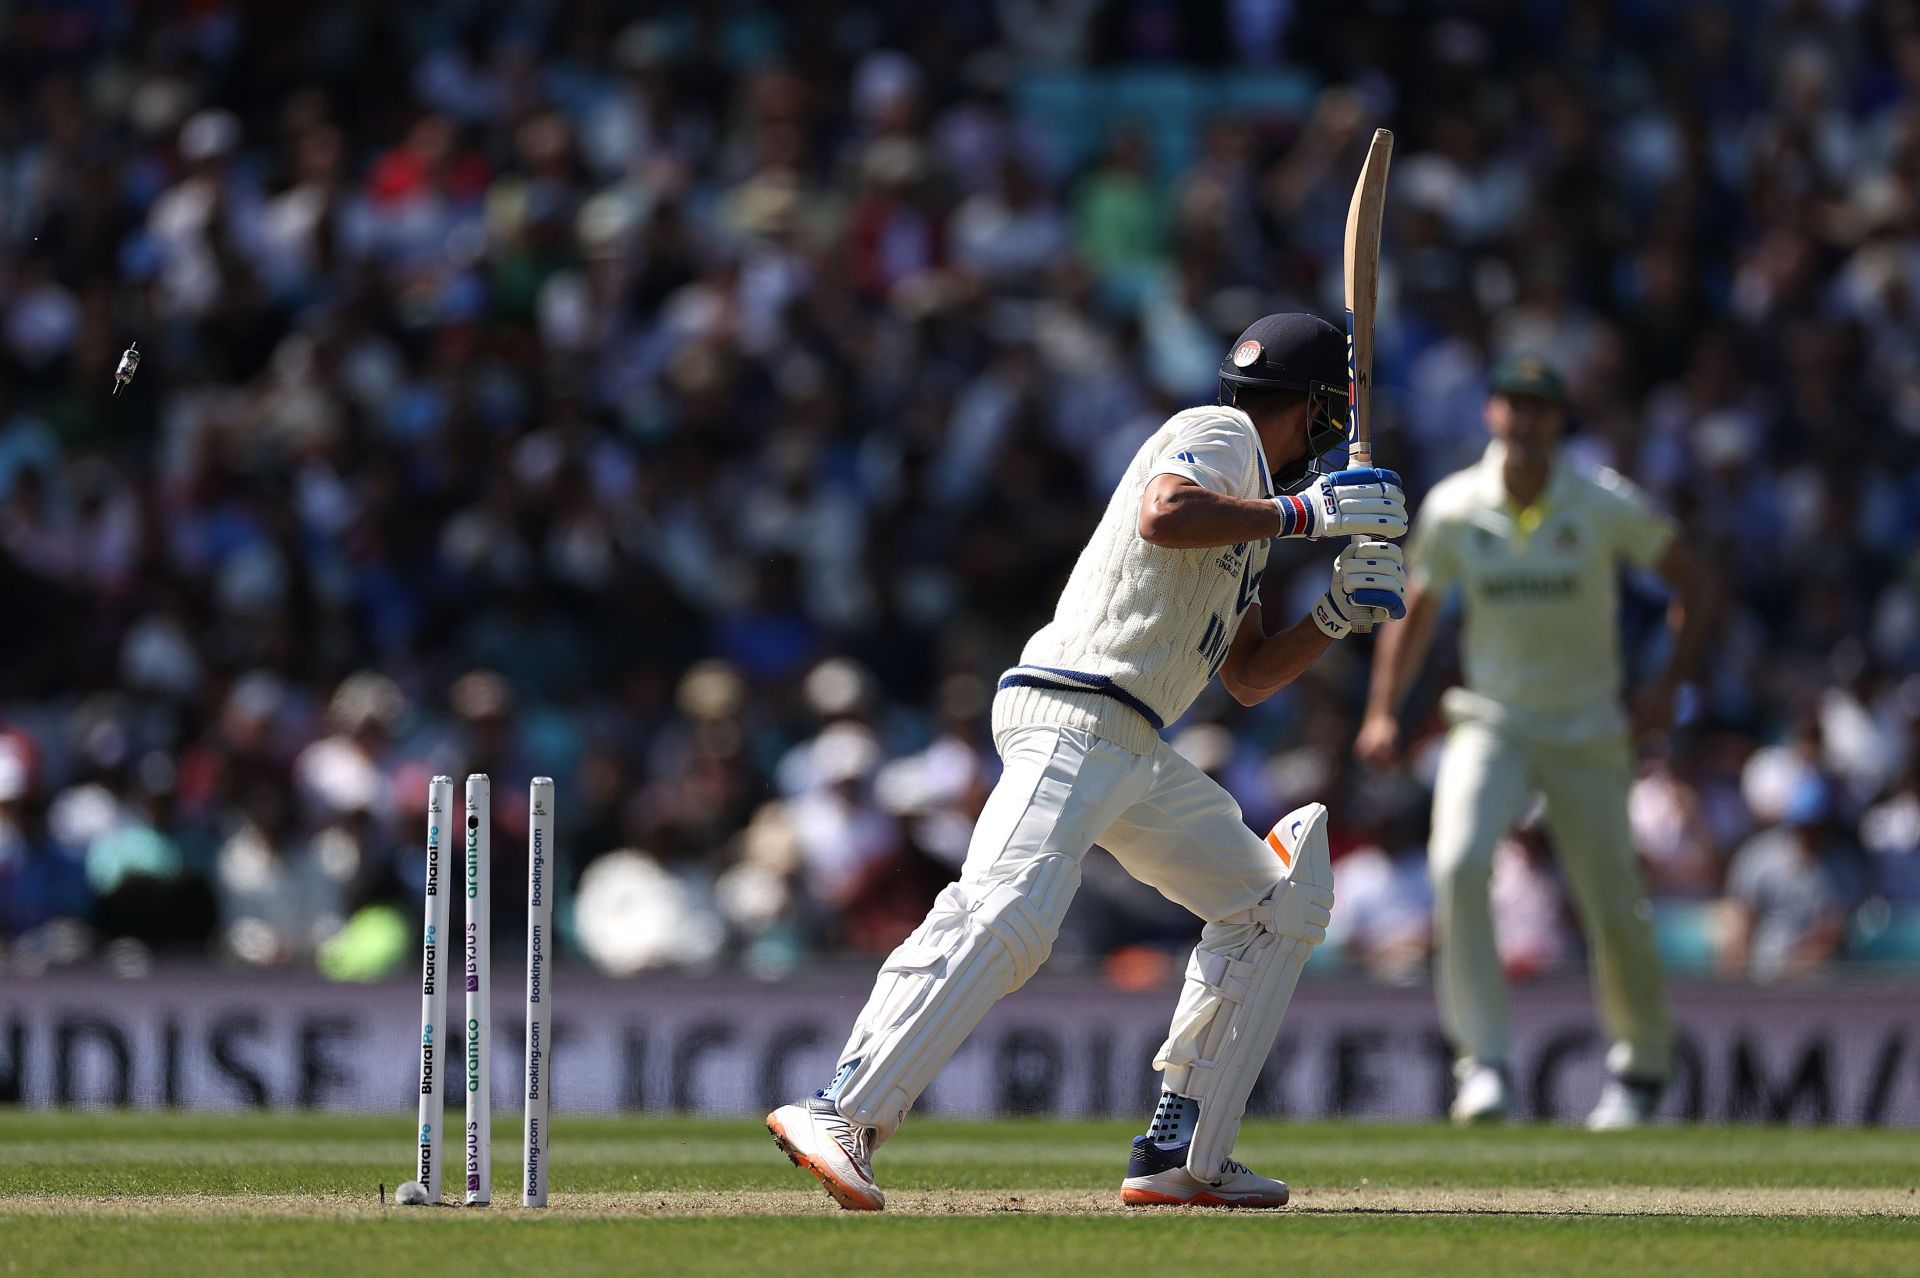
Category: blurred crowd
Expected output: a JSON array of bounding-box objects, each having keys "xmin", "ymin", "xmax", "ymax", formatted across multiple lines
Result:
[{"xmin": 3, "ymin": 0, "xmax": 1919, "ymax": 985}]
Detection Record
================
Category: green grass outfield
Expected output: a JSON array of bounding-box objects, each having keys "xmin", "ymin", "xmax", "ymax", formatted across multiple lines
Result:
[{"xmin": 1, "ymin": 1111, "xmax": 1915, "ymax": 1277}]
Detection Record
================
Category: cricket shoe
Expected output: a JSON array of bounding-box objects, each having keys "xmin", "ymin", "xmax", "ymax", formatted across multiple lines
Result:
[
  {"xmin": 767, "ymin": 1097, "xmax": 885, "ymax": 1211},
  {"xmin": 1450, "ymin": 1059, "xmax": 1510, "ymax": 1125},
  {"xmin": 1585, "ymin": 1076, "xmax": 1664, "ymax": 1131},
  {"xmin": 1119, "ymin": 1136, "xmax": 1289, "ymax": 1208}
]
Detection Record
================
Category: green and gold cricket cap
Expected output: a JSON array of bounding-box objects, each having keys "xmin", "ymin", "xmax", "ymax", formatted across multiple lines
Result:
[{"xmin": 1488, "ymin": 352, "xmax": 1567, "ymax": 405}]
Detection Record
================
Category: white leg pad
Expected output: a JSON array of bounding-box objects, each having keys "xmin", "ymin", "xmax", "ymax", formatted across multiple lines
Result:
[
  {"xmin": 831, "ymin": 851, "xmax": 1079, "ymax": 1140},
  {"xmin": 1154, "ymin": 802, "xmax": 1335, "ymax": 1180}
]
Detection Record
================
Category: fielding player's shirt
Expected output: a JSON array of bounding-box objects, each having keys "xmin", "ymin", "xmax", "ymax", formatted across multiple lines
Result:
[
  {"xmin": 1409, "ymin": 440, "xmax": 1675, "ymax": 741},
  {"xmin": 992, "ymin": 406, "xmax": 1274, "ymax": 755}
]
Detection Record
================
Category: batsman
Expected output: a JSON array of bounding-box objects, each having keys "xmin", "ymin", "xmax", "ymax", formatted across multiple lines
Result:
[
  {"xmin": 1355, "ymin": 355, "xmax": 1711, "ymax": 1129},
  {"xmin": 769, "ymin": 314, "xmax": 1408, "ymax": 1209}
]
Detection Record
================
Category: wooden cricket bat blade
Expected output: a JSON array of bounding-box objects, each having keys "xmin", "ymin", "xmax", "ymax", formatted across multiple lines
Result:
[
  {"xmin": 1342, "ymin": 127, "xmax": 1393, "ymax": 632},
  {"xmin": 1343, "ymin": 127, "xmax": 1393, "ymax": 473}
]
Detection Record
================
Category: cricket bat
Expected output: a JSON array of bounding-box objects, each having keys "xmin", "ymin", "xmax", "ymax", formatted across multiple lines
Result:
[{"xmin": 1343, "ymin": 127, "xmax": 1393, "ymax": 631}]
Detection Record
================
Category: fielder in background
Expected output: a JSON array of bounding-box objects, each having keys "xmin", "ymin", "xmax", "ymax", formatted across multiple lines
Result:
[
  {"xmin": 1355, "ymin": 354, "xmax": 1712, "ymax": 1130},
  {"xmin": 769, "ymin": 313, "xmax": 1408, "ymax": 1210}
]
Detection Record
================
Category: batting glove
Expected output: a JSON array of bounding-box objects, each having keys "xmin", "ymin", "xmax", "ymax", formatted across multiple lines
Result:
[
  {"xmin": 1311, "ymin": 540, "xmax": 1407, "ymax": 638},
  {"xmin": 1274, "ymin": 468, "xmax": 1408, "ymax": 540}
]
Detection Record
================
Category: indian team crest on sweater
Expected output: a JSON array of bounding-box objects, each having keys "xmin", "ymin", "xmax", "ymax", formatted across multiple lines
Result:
[{"xmin": 993, "ymin": 406, "xmax": 1274, "ymax": 755}]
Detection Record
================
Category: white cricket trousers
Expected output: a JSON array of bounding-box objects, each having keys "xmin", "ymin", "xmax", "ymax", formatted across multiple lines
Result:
[
  {"xmin": 1429, "ymin": 718, "xmax": 1671, "ymax": 1081},
  {"xmin": 829, "ymin": 723, "xmax": 1290, "ymax": 1137},
  {"xmin": 975, "ymin": 724, "xmax": 1287, "ymax": 921}
]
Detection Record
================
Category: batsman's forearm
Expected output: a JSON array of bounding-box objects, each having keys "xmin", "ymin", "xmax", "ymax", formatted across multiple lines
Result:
[
  {"xmin": 1238, "ymin": 615, "xmax": 1335, "ymax": 698},
  {"xmin": 1139, "ymin": 481, "xmax": 1282, "ymax": 549}
]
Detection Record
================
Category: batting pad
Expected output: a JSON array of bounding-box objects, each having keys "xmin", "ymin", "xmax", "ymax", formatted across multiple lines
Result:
[
  {"xmin": 831, "ymin": 852, "xmax": 1079, "ymax": 1141},
  {"xmin": 1154, "ymin": 802, "xmax": 1335, "ymax": 1179}
]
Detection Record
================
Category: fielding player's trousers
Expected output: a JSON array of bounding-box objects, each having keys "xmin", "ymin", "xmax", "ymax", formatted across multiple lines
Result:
[
  {"xmin": 1429, "ymin": 718, "xmax": 1671, "ymax": 1082},
  {"xmin": 828, "ymin": 723, "xmax": 1297, "ymax": 1155}
]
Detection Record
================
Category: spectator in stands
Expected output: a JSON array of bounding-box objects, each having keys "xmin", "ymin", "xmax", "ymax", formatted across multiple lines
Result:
[
  {"xmin": 1861, "ymin": 754, "xmax": 1920, "ymax": 904},
  {"xmin": 1719, "ymin": 778, "xmax": 1860, "ymax": 981},
  {"xmin": 0, "ymin": 740, "xmax": 92, "ymax": 946}
]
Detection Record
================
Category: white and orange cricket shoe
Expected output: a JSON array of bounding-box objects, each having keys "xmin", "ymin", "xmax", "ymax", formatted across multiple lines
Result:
[
  {"xmin": 1119, "ymin": 1137, "xmax": 1289, "ymax": 1208},
  {"xmin": 767, "ymin": 1097, "xmax": 885, "ymax": 1211}
]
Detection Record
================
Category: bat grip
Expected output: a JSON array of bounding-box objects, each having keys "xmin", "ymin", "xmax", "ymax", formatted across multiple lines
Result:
[{"xmin": 1345, "ymin": 441, "xmax": 1375, "ymax": 633}]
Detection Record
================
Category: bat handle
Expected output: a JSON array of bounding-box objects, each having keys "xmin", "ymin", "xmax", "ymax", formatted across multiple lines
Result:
[
  {"xmin": 1346, "ymin": 442, "xmax": 1376, "ymax": 633},
  {"xmin": 1348, "ymin": 534, "xmax": 1375, "ymax": 633}
]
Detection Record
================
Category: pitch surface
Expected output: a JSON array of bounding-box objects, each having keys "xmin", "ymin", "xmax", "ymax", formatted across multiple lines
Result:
[{"xmin": 2, "ymin": 1112, "xmax": 1913, "ymax": 1275}]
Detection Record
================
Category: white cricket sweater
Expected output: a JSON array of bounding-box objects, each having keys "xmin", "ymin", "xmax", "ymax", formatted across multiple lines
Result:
[{"xmin": 992, "ymin": 406, "xmax": 1275, "ymax": 755}]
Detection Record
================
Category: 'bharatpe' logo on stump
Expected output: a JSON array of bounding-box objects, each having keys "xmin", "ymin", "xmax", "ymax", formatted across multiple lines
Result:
[
  {"xmin": 418, "ymin": 1123, "xmax": 433, "ymax": 1182},
  {"xmin": 418, "ymin": 1022, "xmax": 435, "ymax": 1095}
]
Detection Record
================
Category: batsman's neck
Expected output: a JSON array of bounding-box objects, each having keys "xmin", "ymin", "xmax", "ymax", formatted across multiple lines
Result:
[
  {"xmin": 1501, "ymin": 447, "xmax": 1554, "ymax": 509},
  {"xmin": 1249, "ymin": 403, "xmax": 1312, "ymax": 476}
]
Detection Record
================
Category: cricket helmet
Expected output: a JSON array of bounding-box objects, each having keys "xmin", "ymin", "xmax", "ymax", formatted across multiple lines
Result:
[{"xmin": 1217, "ymin": 312, "xmax": 1351, "ymax": 463}]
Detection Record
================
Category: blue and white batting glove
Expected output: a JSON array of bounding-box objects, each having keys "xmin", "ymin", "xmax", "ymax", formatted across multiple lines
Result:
[
  {"xmin": 1311, "ymin": 540, "xmax": 1407, "ymax": 638},
  {"xmin": 1274, "ymin": 468, "xmax": 1408, "ymax": 540}
]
